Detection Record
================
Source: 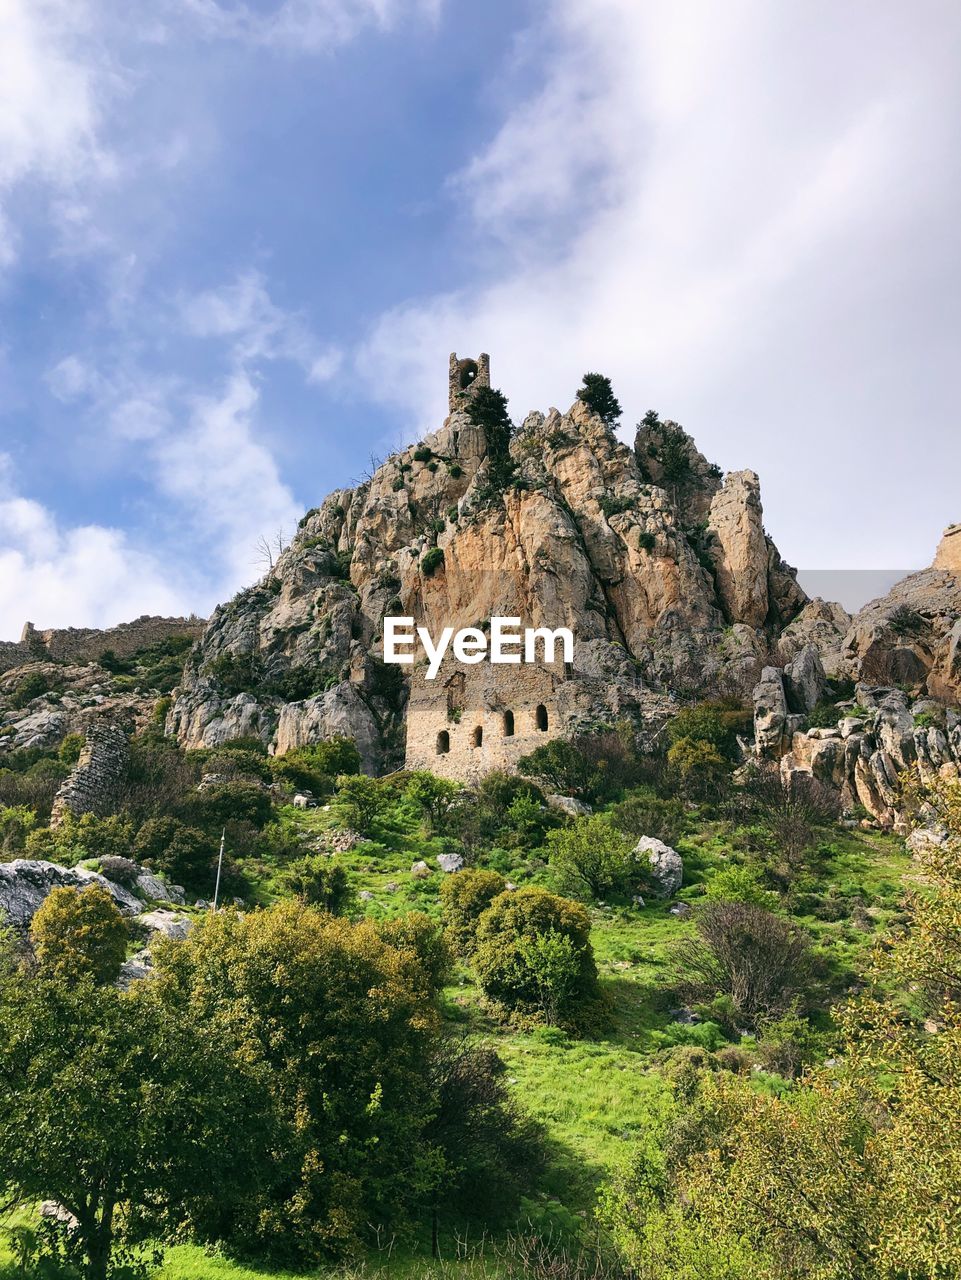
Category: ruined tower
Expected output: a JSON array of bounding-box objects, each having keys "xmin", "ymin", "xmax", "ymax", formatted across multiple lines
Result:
[{"xmin": 448, "ymin": 352, "xmax": 491, "ymax": 414}]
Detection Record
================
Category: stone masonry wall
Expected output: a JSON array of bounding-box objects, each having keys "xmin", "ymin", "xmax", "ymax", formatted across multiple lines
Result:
[
  {"xmin": 50, "ymin": 721, "xmax": 131, "ymax": 826},
  {"xmin": 0, "ymin": 615, "xmax": 205, "ymax": 674},
  {"xmin": 405, "ymin": 659, "xmax": 563, "ymax": 783}
]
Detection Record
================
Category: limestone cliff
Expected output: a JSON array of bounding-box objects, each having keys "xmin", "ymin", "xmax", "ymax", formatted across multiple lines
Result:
[{"xmin": 168, "ymin": 380, "xmax": 812, "ymax": 772}]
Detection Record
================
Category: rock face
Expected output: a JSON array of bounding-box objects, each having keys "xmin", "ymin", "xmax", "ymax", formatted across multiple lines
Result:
[
  {"xmin": 0, "ymin": 860, "xmax": 142, "ymax": 931},
  {"xmin": 706, "ymin": 471, "xmax": 769, "ymax": 628},
  {"xmin": 50, "ymin": 722, "xmax": 130, "ymax": 826},
  {"xmin": 636, "ymin": 836, "xmax": 683, "ymax": 898},
  {"xmin": 168, "ymin": 366, "xmax": 813, "ymax": 776},
  {"xmin": 934, "ymin": 524, "xmax": 961, "ymax": 573}
]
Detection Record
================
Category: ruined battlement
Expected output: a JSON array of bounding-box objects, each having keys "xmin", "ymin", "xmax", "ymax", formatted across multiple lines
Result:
[{"xmin": 0, "ymin": 615, "xmax": 206, "ymax": 675}]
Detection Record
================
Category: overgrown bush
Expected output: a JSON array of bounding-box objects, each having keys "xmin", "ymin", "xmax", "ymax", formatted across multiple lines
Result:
[
  {"xmin": 133, "ymin": 817, "xmax": 215, "ymax": 891},
  {"xmin": 440, "ymin": 869, "xmax": 507, "ymax": 956},
  {"xmin": 546, "ymin": 814, "xmax": 640, "ymax": 901},
  {"xmin": 283, "ymin": 856, "xmax": 355, "ymax": 914},
  {"xmin": 674, "ymin": 900, "xmax": 811, "ymax": 1028},
  {"xmin": 30, "ymin": 884, "xmax": 128, "ymax": 984},
  {"xmin": 473, "ymin": 887, "xmax": 600, "ymax": 1026},
  {"xmin": 576, "ymin": 372, "xmax": 622, "ymax": 426}
]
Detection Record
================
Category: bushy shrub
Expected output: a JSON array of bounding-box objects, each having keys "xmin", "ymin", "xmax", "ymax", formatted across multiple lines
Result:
[
  {"xmin": 9, "ymin": 671, "xmax": 54, "ymax": 709},
  {"xmin": 30, "ymin": 884, "xmax": 128, "ymax": 984},
  {"xmin": 674, "ymin": 901, "xmax": 811, "ymax": 1028},
  {"xmin": 26, "ymin": 812, "xmax": 135, "ymax": 866},
  {"xmin": 473, "ymin": 888, "xmax": 599, "ymax": 1025},
  {"xmin": 0, "ymin": 804, "xmax": 37, "ymax": 857},
  {"xmin": 283, "ymin": 857, "xmax": 355, "ymax": 915},
  {"xmin": 270, "ymin": 737, "xmax": 361, "ymax": 796},
  {"xmin": 334, "ymin": 773, "xmax": 385, "ymax": 834},
  {"xmin": 184, "ymin": 781, "xmax": 274, "ymax": 832},
  {"xmin": 376, "ymin": 912, "xmax": 451, "ymax": 993},
  {"xmin": 58, "ymin": 733, "xmax": 85, "ymax": 766},
  {"xmin": 666, "ymin": 699, "xmax": 752, "ymax": 759},
  {"xmin": 611, "ymin": 790, "xmax": 684, "ymax": 843},
  {"xmin": 421, "ymin": 546, "xmax": 445, "ymax": 576},
  {"xmin": 134, "ymin": 817, "xmax": 216, "ymax": 890},
  {"xmin": 150, "ymin": 901, "xmax": 442, "ymax": 1263},
  {"xmin": 546, "ymin": 814, "xmax": 640, "ymax": 901},
  {"xmin": 405, "ymin": 770, "xmax": 462, "ymax": 830},
  {"xmin": 440, "ymin": 869, "xmax": 507, "ymax": 956}
]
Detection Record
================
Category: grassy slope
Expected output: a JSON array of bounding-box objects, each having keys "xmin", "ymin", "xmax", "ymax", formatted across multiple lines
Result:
[{"xmin": 1, "ymin": 796, "xmax": 911, "ymax": 1279}]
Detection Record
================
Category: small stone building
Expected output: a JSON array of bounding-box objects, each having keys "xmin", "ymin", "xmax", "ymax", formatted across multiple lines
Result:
[{"xmin": 404, "ymin": 657, "xmax": 565, "ymax": 782}]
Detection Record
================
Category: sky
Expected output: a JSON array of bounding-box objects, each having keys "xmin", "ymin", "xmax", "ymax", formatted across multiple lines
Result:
[{"xmin": 1, "ymin": 0, "xmax": 959, "ymax": 638}]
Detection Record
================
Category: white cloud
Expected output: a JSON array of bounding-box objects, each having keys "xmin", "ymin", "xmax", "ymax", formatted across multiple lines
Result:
[
  {"xmin": 181, "ymin": 270, "xmax": 341, "ymax": 380},
  {"xmin": 0, "ymin": 0, "xmax": 116, "ymax": 269},
  {"xmin": 153, "ymin": 370, "xmax": 303, "ymax": 584},
  {"xmin": 0, "ymin": 454, "xmax": 190, "ymax": 634},
  {"xmin": 359, "ymin": 0, "xmax": 961, "ymax": 574},
  {"xmin": 176, "ymin": 0, "xmax": 441, "ymax": 53}
]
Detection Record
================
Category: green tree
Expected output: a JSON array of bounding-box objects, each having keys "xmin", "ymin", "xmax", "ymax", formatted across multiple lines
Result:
[
  {"xmin": 150, "ymin": 901, "xmax": 441, "ymax": 1263},
  {"xmin": 466, "ymin": 387, "xmax": 515, "ymax": 494},
  {"xmin": 133, "ymin": 816, "xmax": 214, "ymax": 890},
  {"xmin": 440, "ymin": 869, "xmax": 507, "ymax": 957},
  {"xmin": 335, "ymin": 773, "xmax": 385, "ymax": 834},
  {"xmin": 546, "ymin": 813, "xmax": 639, "ymax": 901},
  {"xmin": 576, "ymin": 372, "xmax": 622, "ymax": 426},
  {"xmin": 30, "ymin": 885, "xmax": 128, "ymax": 985},
  {"xmin": 405, "ymin": 770, "xmax": 462, "ymax": 831},
  {"xmin": 473, "ymin": 887, "xmax": 599, "ymax": 1025},
  {"xmin": 283, "ymin": 856, "xmax": 355, "ymax": 914},
  {"xmin": 0, "ymin": 966, "xmax": 270, "ymax": 1280},
  {"xmin": 517, "ymin": 738, "xmax": 597, "ymax": 799}
]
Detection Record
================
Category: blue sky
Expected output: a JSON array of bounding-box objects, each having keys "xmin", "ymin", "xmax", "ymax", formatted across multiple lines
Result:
[{"xmin": 1, "ymin": 0, "xmax": 960, "ymax": 636}]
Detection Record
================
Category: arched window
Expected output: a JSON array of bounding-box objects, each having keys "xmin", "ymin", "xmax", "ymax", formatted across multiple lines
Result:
[
  {"xmin": 436, "ymin": 730, "xmax": 450, "ymax": 755},
  {"xmin": 472, "ymin": 725, "xmax": 483, "ymax": 748},
  {"xmin": 503, "ymin": 710, "xmax": 515, "ymax": 737},
  {"xmin": 535, "ymin": 704, "xmax": 549, "ymax": 732}
]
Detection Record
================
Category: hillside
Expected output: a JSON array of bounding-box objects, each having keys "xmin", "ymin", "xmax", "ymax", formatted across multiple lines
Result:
[{"xmin": 0, "ymin": 366, "xmax": 959, "ymax": 1279}]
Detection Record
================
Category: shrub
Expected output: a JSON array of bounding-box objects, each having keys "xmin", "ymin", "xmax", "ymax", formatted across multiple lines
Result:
[
  {"xmin": 666, "ymin": 700, "xmax": 752, "ymax": 758},
  {"xmin": 611, "ymin": 790, "xmax": 684, "ymax": 843},
  {"xmin": 405, "ymin": 770, "xmax": 462, "ymax": 830},
  {"xmin": 0, "ymin": 804, "xmax": 37, "ymax": 857},
  {"xmin": 421, "ymin": 547, "xmax": 445, "ymax": 576},
  {"xmin": 637, "ymin": 530, "xmax": 656, "ymax": 552},
  {"xmin": 150, "ymin": 901, "xmax": 441, "ymax": 1263},
  {"xmin": 473, "ymin": 887, "xmax": 599, "ymax": 1025},
  {"xmin": 467, "ymin": 387, "xmax": 515, "ymax": 496},
  {"xmin": 376, "ymin": 912, "xmax": 451, "ymax": 993},
  {"xmin": 185, "ymin": 780, "xmax": 274, "ymax": 832},
  {"xmin": 58, "ymin": 733, "xmax": 85, "ymax": 766},
  {"xmin": 674, "ymin": 901, "xmax": 811, "ymax": 1028},
  {"xmin": 9, "ymin": 671, "xmax": 52, "ymax": 709},
  {"xmin": 335, "ymin": 773, "xmax": 385, "ymax": 834},
  {"xmin": 667, "ymin": 736, "xmax": 728, "ymax": 798},
  {"xmin": 517, "ymin": 738, "xmax": 596, "ymax": 799},
  {"xmin": 440, "ymin": 869, "xmax": 507, "ymax": 956},
  {"xmin": 413, "ymin": 446, "xmax": 433, "ymax": 462},
  {"xmin": 30, "ymin": 884, "xmax": 128, "ymax": 985},
  {"xmin": 283, "ymin": 857, "xmax": 355, "ymax": 915},
  {"xmin": 134, "ymin": 817, "xmax": 215, "ymax": 891},
  {"xmin": 576, "ymin": 372, "xmax": 622, "ymax": 426},
  {"xmin": 546, "ymin": 814, "xmax": 640, "ymax": 901},
  {"xmin": 704, "ymin": 863, "xmax": 779, "ymax": 909}
]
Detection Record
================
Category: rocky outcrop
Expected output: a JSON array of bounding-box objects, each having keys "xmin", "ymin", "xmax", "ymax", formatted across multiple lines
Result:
[
  {"xmin": 50, "ymin": 722, "xmax": 130, "ymax": 826},
  {"xmin": 776, "ymin": 598, "xmax": 851, "ymax": 677},
  {"xmin": 636, "ymin": 836, "xmax": 683, "ymax": 898},
  {"xmin": 0, "ymin": 860, "xmax": 142, "ymax": 931},
  {"xmin": 783, "ymin": 645, "xmax": 826, "ymax": 714},
  {"xmin": 934, "ymin": 524, "xmax": 961, "ymax": 573},
  {"xmin": 169, "ymin": 381, "xmax": 811, "ymax": 769},
  {"xmin": 707, "ymin": 471, "xmax": 769, "ymax": 628}
]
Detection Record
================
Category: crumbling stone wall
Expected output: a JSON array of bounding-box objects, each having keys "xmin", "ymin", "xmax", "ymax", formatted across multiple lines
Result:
[
  {"xmin": 0, "ymin": 615, "xmax": 205, "ymax": 674},
  {"xmin": 448, "ymin": 351, "xmax": 491, "ymax": 414},
  {"xmin": 405, "ymin": 659, "xmax": 564, "ymax": 782},
  {"xmin": 50, "ymin": 721, "xmax": 131, "ymax": 826}
]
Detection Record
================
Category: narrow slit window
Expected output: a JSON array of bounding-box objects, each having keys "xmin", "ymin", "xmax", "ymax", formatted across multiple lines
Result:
[
  {"xmin": 503, "ymin": 710, "xmax": 515, "ymax": 737},
  {"xmin": 472, "ymin": 725, "xmax": 483, "ymax": 748},
  {"xmin": 436, "ymin": 730, "xmax": 450, "ymax": 755}
]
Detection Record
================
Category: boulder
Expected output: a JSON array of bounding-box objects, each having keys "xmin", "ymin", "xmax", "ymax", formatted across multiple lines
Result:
[
  {"xmin": 135, "ymin": 910, "xmax": 193, "ymax": 941},
  {"xmin": 437, "ymin": 852, "xmax": 465, "ymax": 873},
  {"xmin": 546, "ymin": 794, "xmax": 592, "ymax": 817},
  {"xmin": 0, "ymin": 860, "xmax": 141, "ymax": 931},
  {"xmin": 635, "ymin": 836, "xmax": 683, "ymax": 898},
  {"xmin": 117, "ymin": 949, "xmax": 153, "ymax": 989},
  {"xmin": 783, "ymin": 644, "xmax": 826, "ymax": 714},
  {"xmin": 410, "ymin": 860, "xmax": 431, "ymax": 879}
]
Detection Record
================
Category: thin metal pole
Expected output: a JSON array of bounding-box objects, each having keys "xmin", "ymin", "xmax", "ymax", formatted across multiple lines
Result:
[{"xmin": 212, "ymin": 827, "xmax": 225, "ymax": 910}]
